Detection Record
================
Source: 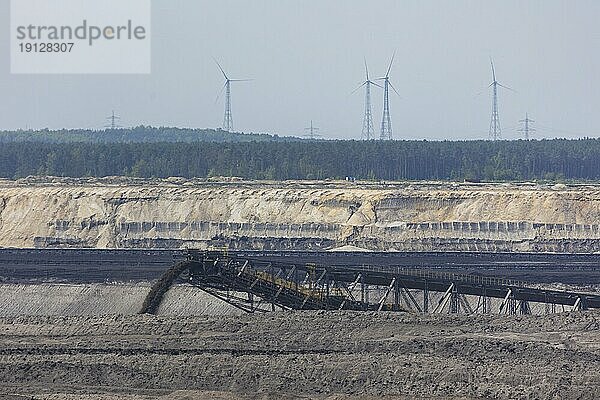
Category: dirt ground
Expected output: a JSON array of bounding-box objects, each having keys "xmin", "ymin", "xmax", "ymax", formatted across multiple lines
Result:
[{"xmin": 0, "ymin": 311, "xmax": 599, "ymax": 400}]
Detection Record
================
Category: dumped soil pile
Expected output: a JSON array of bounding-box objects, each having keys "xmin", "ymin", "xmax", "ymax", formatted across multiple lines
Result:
[
  {"xmin": 3, "ymin": 178, "xmax": 600, "ymax": 252},
  {"xmin": 0, "ymin": 283, "xmax": 242, "ymax": 317},
  {"xmin": 1, "ymin": 310, "xmax": 599, "ymax": 399}
]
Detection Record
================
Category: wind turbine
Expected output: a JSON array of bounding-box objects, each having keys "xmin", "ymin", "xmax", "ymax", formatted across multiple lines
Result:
[
  {"xmin": 352, "ymin": 59, "xmax": 381, "ymax": 140},
  {"xmin": 377, "ymin": 52, "xmax": 400, "ymax": 140},
  {"xmin": 215, "ymin": 59, "xmax": 251, "ymax": 132},
  {"xmin": 488, "ymin": 58, "xmax": 514, "ymax": 141}
]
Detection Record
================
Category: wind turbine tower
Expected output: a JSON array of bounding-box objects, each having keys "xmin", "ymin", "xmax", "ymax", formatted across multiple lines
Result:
[
  {"xmin": 488, "ymin": 58, "xmax": 514, "ymax": 141},
  {"xmin": 378, "ymin": 52, "xmax": 400, "ymax": 140},
  {"xmin": 353, "ymin": 59, "xmax": 380, "ymax": 140},
  {"xmin": 215, "ymin": 60, "xmax": 250, "ymax": 132}
]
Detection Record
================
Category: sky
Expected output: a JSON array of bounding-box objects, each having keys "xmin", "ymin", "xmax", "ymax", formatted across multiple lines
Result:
[{"xmin": 0, "ymin": 0, "xmax": 599, "ymax": 140}]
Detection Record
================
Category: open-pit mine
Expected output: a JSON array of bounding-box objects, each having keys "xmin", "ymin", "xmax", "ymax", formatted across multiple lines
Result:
[{"xmin": 2, "ymin": 178, "xmax": 600, "ymax": 399}]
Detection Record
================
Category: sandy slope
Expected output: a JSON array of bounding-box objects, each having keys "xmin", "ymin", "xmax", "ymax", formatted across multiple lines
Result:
[{"xmin": 2, "ymin": 178, "xmax": 600, "ymax": 251}]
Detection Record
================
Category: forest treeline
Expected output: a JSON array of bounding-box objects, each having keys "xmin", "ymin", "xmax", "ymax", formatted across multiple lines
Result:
[
  {"xmin": 0, "ymin": 127, "xmax": 284, "ymax": 143},
  {"xmin": 1, "ymin": 139, "xmax": 599, "ymax": 181}
]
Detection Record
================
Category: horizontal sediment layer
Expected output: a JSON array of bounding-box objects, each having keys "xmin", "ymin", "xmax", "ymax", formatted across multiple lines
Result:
[{"xmin": 3, "ymin": 178, "xmax": 600, "ymax": 252}]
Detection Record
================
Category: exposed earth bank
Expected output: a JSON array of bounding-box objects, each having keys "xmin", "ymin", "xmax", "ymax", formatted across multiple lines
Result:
[
  {"xmin": 0, "ymin": 283, "xmax": 242, "ymax": 317},
  {"xmin": 3, "ymin": 177, "xmax": 600, "ymax": 252},
  {"xmin": 0, "ymin": 310, "xmax": 599, "ymax": 399}
]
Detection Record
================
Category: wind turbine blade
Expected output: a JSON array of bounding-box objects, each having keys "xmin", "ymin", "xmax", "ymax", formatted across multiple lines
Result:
[
  {"xmin": 490, "ymin": 57, "xmax": 496, "ymax": 82},
  {"xmin": 389, "ymin": 81, "xmax": 401, "ymax": 97},
  {"xmin": 213, "ymin": 58, "xmax": 228, "ymax": 80},
  {"xmin": 498, "ymin": 83, "xmax": 517, "ymax": 93},
  {"xmin": 386, "ymin": 51, "xmax": 396, "ymax": 77},
  {"xmin": 364, "ymin": 57, "xmax": 369, "ymax": 80},
  {"xmin": 370, "ymin": 81, "xmax": 383, "ymax": 89},
  {"xmin": 350, "ymin": 81, "xmax": 367, "ymax": 94},
  {"xmin": 215, "ymin": 81, "xmax": 227, "ymax": 104},
  {"xmin": 229, "ymin": 79, "xmax": 253, "ymax": 82}
]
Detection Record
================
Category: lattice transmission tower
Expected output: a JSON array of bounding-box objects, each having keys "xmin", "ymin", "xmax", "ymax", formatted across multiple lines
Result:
[
  {"xmin": 304, "ymin": 120, "xmax": 321, "ymax": 140},
  {"xmin": 105, "ymin": 111, "xmax": 121, "ymax": 130},
  {"xmin": 518, "ymin": 113, "xmax": 535, "ymax": 140}
]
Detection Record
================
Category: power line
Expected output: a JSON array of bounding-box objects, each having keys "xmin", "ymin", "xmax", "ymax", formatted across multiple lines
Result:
[
  {"xmin": 533, "ymin": 125, "xmax": 600, "ymax": 138},
  {"xmin": 518, "ymin": 113, "xmax": 535, "ymax": 140},
  {"xmin": 303, "ymin": 120, "xmax": 321, "ymax": 140},
  {"xmin": 104, "ymin": 110, "xmax": 122, "ymax": 130}
]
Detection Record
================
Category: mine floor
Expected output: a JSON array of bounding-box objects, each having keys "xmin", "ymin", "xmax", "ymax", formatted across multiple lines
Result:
[{"xmin": 0, "ymin": 311, "xmax": 599, "ymax": 399}]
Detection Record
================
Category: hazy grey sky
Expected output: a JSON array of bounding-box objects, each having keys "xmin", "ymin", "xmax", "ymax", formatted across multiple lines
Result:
[{"xmin": 1, "ymin": 0, "xmax": 599, "ymax": 140}]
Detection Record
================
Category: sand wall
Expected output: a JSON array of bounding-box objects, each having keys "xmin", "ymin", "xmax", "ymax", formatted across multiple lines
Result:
[{"xmin": 3, "ymin": 178, "xmax": 600, "ymax": 251}]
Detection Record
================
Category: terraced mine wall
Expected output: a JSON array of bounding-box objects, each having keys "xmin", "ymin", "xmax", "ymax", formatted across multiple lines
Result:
[{"xmin": 4, "ymin": 178, "xmax": 600, "ymax": 252}]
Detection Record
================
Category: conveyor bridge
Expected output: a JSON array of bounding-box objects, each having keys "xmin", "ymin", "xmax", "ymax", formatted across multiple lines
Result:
[{"xmin": 148, "ymin": 250, "xmax": 600, "ymax": 315}]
